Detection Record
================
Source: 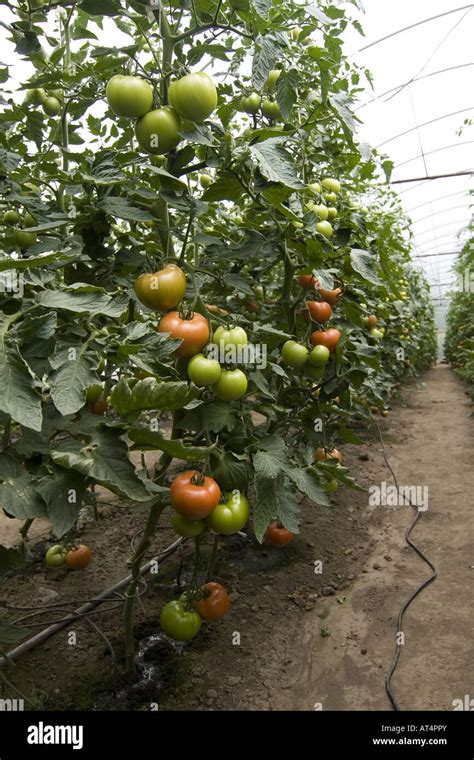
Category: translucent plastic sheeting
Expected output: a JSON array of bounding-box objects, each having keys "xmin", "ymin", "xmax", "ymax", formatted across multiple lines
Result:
[{"xmin": 344, "ymin": 0, "xmax": 474, "ymax": 307}]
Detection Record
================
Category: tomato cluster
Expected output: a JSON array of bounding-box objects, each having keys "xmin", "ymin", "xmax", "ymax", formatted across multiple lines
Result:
[
  {"xmin": 45, "ymin": 544, "xmax": 92, "ymax": 570},
  {"xmin": 106, "ymin": 71, "xmax": 217, "ymax": 155},
  {"xmin": 160, "ymin": 581, "xmax": 230, "ymax": 642}
]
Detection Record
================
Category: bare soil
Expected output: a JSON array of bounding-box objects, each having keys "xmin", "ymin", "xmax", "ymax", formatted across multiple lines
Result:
[{"xmin": 1, "ymin": 365, "xmax": 472, "ymax": 711}]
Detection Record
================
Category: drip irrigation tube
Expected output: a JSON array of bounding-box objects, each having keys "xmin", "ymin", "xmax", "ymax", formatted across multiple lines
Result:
[{"xmin": 372, "ymin": 418, "xmax": 438, "ymax": 711}]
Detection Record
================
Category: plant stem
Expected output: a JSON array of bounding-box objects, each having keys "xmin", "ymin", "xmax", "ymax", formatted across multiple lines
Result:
[
  {"xmin": 20, "ymin": 519, "xmax": 33, "ymax": 541},
  {"xmin": 206, "ymin": 534, "xmax": 219, "ymax": 580},
  {"xmin": 123, "ymin": 497, "xmax": 165, "ymax": 674}
]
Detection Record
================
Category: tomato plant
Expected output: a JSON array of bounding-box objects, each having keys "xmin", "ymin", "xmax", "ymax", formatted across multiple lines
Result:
[{"xmin": 0, "ymin": 0, "xmax": 438, "ymax": 676}]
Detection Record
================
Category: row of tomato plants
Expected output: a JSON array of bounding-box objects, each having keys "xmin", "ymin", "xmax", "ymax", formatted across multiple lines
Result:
[{"xmin": 0, "ymin": 0, "xmax": 437, "ymax": 669}]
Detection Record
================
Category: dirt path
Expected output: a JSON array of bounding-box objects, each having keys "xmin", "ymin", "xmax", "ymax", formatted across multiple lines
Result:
[
  {"xmin": 268, "ymin": 364, "xmax": 474, "ymax": 711},
  {"xmin": 1, "ymin": 366, "xmax": 472, "ymax": 711}
]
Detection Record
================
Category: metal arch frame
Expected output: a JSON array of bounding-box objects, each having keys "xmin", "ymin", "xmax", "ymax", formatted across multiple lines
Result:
[
  {"xmin": 411, "ymin": 205, "xmax": 474, "ymax": 225},
  {"xmin": 358, "ymin": 64, "xmax": 474, "ymax": 110},
  {"xmin": 357, "ymin": 6, "xmax": 474, "ymax": 53},
  {"xmin": 393, "ymin": 142, "xmax": 474, "ymax": 169},
  {"xmin": 376, "ymin": 108, "xmax": 474, "ymax": 148},
  {"xmin": 405, "ymin": 190, "xmax": 470, "ymax": 211},
  {"xmin": 413, "ymin": 251, "xmax": 462, "ymax": 259},
  {"xmin": 395, "ymin": 170, "xmax": 474, "ymax": 193}
]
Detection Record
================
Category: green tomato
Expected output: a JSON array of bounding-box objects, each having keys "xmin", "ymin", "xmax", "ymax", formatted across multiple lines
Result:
[
  {"xmin": 281, "ymin": 340, "xmax": 308, "ymax": 368},
  {"xmin": 308, "ymin": 182, "xmax": 321, "ymax": 194},
  {"xmin": 261, "ymin": 99, "xmax": 281, "ymax": 120},
  {"xmin": 323, "ymin": 191, "xmax": 337, "ymax": 203},
  {"xmin": 360, "ymin": 302, "xmax": 367, "ymax": 311},
  {"xmin": 23, "ymin": 212, "xmax": 37, "ymax": 228},
  {"xmin": 85, "ymin": 384, "xmax": 103, "ymax": 403},
  {"xmin": 213, "ymin": 369, "xmax": 248, "ymax": 400},
  {"xmin": 171, "ymin": 512, "xmax": 206, "ymax": 538},
  {"xmin": 135, "ymin": 107, "xmax": 182, "ymax": 155},
  {"xmin": 106, "ymin": 75, "xmax": 153, "ymax": 118},
  {"xmin": 42, "ymin": 96, "xmax": 61, "ymax": 116},
  {"xmin": 308, "ymin": 345, "xmax": 330, "ymax": 366},
  {"xmin": 168, "ymin": 72, "xmax": 217, "ymax": 123},
  {"xmin": 14, "ymin": 230, "xmax": 37, "ymax": 248},
  {"xmin": 207, "ymin": 490, "xmax": 249, "ymax": 535},
  {"xmin": 322, "ymin": 177, "xmax": 341, "ymax": 194},
  {"xmin": 266, "ymin": 69, "xmax": 281, "ymax": 91},
  {"xmin": 324, "ymin": 478, "xmax": 338, "ymax": 494},
  {"xmin": 305, "ymin": 363, "xmax": 325, "ymax": 380},
  {"xmin": 213, "ymin": 325, "xmax": 248, "ymax": 347},
  {"xmin": 327, "ymin": 207, "xmax": 338, "ymax": 220},
  {"xmin": 3, "ymin": 210, "xmax": 20, "ymax": 225},
  {"xmin": 25, "ymin": 88, "xmax": 47, "ymax": 106},
  {"xmin": 187, "ymin": 353, "xmax": 221, "ymax": 386},
  {"xmin": 45, "ymin": 545, "xmax": 67, "ymax": 567},
  {"xmin": 311, "ymin": 204, "xmax": 329, "ymax": 221},
  {"xmin": 316, "ymin": 221, "xmax": 333, "ymax": 239},
  {"xmin": 370, "ymin": 328, "xmax": 384, "ymax": 339},
  {"xmin": 160, "ymin": 600, "xmax": 202, "ymax": 641},
  {"xmin": 199, "ymin": 173, "xmax": 213, "ymax": 188},
  {"xmin": 241, "ymin": 92, "xmax": 261, "ymax": 114}
]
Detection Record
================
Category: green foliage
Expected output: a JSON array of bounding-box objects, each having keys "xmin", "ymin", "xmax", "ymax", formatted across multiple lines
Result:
[
  {"xmin": 444, "ymin": 237, "xmax": 474, "ymax": 402},
  {"xmin": 0, "ymin": 0, "xmax": 437, "ymax": 565}
]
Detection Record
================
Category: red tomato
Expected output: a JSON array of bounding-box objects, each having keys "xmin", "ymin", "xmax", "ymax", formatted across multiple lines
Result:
[
  {"xmin": 195, "ymin": 582, "xmax": 230, "ymax": 620},
  {"xmin": 158, "ymin": 311, "xmax": 210, "ymax": 358},
  {"xmin": 66, "ymin": 545, "xmax": 92, "ymax": 570},
  {"xmin": 306, "ymin": 301, "xmax": 332, "ymax": 323},
  {"xmin": 314, "ymin": 447, "xmax": 343, "ymax": 463},
  {"xmin": 267, "ymin": 521, "xmax": 294, "ymax": 547},
  {"xmin": 310, "ymin": 328, "xmax": 341, "ymax": 353},
  {"xmin": 171, "ymin": 470, "xmax": 221, "ymax": 519}
]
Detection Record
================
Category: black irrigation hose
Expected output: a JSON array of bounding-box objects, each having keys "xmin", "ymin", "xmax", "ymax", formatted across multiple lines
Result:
[{"xmin": 372, "ymin": 417, "xmax": 438, "ymax": 711}]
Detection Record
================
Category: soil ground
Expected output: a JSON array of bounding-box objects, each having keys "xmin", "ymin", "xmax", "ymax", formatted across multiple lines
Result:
[{"xmin": 0, "ymin": 364, "xmax": 472, "ymax": 711}]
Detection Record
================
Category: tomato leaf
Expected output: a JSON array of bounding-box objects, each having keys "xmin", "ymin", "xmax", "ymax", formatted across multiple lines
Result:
[
  {"xmin": 37, "ymin": 468, "xmax": 86, "ymax": 538},
  {"xmin": 249, "ymin": 139, "xmax": 305, "ymax": 189},
  {"xmin": 251, "ymin": 35, "xmax": 282, "ymax": 90},
  {"xmin": 201, "ymin": 174, "xmax": 244, "ymax": 203},
  {"xmin": 110, "ymin": 377, "xmax": 198, "ymax": 414},
  {"xmin": 98, "ymin": 197, "xmax": 154, "ymax": 222},
  {"xmin": 0, "ymin": 473, "xmax": 48, "ymax": 519},
  {"xmin": 0, "ymin": 330, "xmax": 43, "ymax": 432},
  {"xmin": 253, "ymin": 472, "xmax": 300, "ymax": 542},
  {"xmin": 51, "ymin": 426, "xmax": 154, "ymax": 502},
  {"xmin": 350, "ymin": 249, "xmax": 382, "ymax": 285},
  {"xmin": 276, "ymin": 69, "xmax": 298, "ymax": 121}
]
